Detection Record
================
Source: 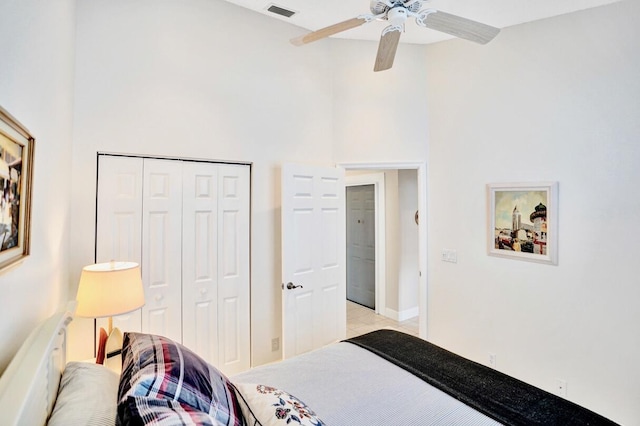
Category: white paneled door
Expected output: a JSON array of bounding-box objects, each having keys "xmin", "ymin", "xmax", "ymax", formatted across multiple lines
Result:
[
  {"xmin": 281, "ymin": 163, "xmax": 346, "ymax": 358},
  {"xmin": 216, "ymin": 165, "xmax": 250, "ymax": 374},
  {"xmin": 96, "ymin": 156, "xmax": 143, "ymax": 333},
  {"xmin": 181, "ymin": 162, "xmax": 250, "ymax": 374},
  {"xmin": 142, "ymin": 159, "xmax": 183, "ymax": 343},
  {"xmin": 97, "ymin": 155, "xmax": 251, "ymax": 375},
  {"xmin": 182, "ymin": 161, "xmax": 219, "ymax": 366}
]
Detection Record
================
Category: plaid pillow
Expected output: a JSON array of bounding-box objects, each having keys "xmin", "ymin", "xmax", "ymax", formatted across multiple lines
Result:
[
  {"xmin": 120, "ymin": 396, "xmax": 217, "ymax": 426},
  {"xmin": 117, "ymin": 332, "xmax": 243, "ymax": 426}
]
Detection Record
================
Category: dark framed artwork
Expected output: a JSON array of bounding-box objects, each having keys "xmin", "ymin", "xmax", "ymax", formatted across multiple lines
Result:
[
  {"xmin": 487, "ymin": 182, "xmax": 558, "ymax": 265},
  {"xmin": 0, "ymin": 106, "xmax": 34, "ymax": 273}
]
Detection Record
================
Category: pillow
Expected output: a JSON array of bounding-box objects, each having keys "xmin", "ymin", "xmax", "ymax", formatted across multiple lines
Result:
[
  {"xmin": 120, "ymin": 396, "xmax": 217, "ymax": 426},
  {"xmin": 117, "ymin": 332, "xmax": 243, "ymax": 426},
  {"xmin": 96, "ymin": 327, "xmax": 108, "ymax": 364},
  {"xmin": 104, "ymin": 327, "xmax": 123, "ymax": 373},
  {"xmin": 48, "ymin": 361, "xmax": 120, "ymax": 426},
  {"xmin": 232, "ymin": 383, "xmax": 325, "ymax": 426}
]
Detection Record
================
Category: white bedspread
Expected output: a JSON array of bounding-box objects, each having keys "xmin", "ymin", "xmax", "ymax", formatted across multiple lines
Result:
[{"xmin": 232, "ymin": 342, "xmax": 502, "ymax": 426}]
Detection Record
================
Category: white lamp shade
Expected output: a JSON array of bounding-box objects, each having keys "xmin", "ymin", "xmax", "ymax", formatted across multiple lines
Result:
[{"xmin": 76, "ymin": 261, "xmax": 145, "ymax": 318}]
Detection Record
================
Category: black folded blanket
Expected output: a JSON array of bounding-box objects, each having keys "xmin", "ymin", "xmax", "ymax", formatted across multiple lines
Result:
[{"xmin": 345, "ymin": 330, "xmax": 617, "ymax": 426}]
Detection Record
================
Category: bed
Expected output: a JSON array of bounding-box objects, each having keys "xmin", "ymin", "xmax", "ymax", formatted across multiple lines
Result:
[{"xmin": 0, "ymin": 307, "xmax": 618, "ymax": 426}]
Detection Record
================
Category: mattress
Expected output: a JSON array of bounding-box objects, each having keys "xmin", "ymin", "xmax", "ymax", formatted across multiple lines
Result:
[{"xmin": 232, "ymin": 341, "xmax": 501, "ymax": 426}]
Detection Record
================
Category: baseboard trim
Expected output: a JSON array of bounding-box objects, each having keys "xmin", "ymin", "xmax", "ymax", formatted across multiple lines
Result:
[{"xmin": 385, "ymin": 306, "xmax": 419, "ymax": 322}]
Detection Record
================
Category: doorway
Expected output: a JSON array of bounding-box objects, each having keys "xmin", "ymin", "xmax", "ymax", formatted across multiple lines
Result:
[
  {"xmin": 345, "ymin": 172, "xmax": 386, "ymax": 315},
  {"xmin": 341, "ymin": 162, "xmax": 427, "ymax": 340}
]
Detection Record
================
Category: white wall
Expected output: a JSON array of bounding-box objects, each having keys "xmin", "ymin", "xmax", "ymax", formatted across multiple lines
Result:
[
  {"xmin": 0, "ymin": 0, "xmax": 75, "ymax": 372},
  {"xmin": 330, "ymin": 39, "xmax": 429, "ymax": 163},
  {"xmin": 397, "ymin": 169, "xmax": 418, "ymax": 318},
  {"xmin": 425, "ymin": 1, "xmax": 640, "ymax": 423},
  {"xmin": 383, "ymin": 170, "xmax": 400, "ymax": 312},
  {"xmin": 68, "ymin": 0, "xmax": 337, "ymax": 366}
]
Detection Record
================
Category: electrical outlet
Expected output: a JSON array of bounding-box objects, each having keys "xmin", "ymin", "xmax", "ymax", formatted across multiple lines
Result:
[
  {"xmin": 271, "ymin": 337, "xmax": 280, "ymax": 352},
  {"xmin": 556, "ymin": 379, "xmax": 568, "ymax": 398},
  {"xmin": 488, "ymin": 353, "xmax": 497, "ymax": 369}
]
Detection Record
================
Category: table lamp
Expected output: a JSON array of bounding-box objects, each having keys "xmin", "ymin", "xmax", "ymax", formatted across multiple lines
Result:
[{"xmin": 75, "ymin": 261, "xmax": 145, "ymax": 334}]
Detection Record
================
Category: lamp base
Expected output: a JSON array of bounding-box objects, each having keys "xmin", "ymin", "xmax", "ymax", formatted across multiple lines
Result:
[
  {"xmin": 95, "ymin": 327, "xmax": 108, "ymax": 364},
  {"xmin": 104, "ymin": 327, "xmax": 124, "ymax": 373}
]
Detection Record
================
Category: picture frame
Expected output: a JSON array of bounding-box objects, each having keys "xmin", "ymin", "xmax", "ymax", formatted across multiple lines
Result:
[
  {"xmin": 0, "ymin": 106, "xmax": 35, "ymax": 273},
  {"xmin": 487, "ymin": 182, "xmax": 558, "ymax": 265}
]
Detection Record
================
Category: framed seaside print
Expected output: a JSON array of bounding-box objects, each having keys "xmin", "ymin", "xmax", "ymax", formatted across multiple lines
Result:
[
  {"xmin": 487, "ymin": 182, "xmax": 558, "ymax": 265},
  {"xmin": 0, "ymin": 106, "xmax": 34, "ymax": 273}
]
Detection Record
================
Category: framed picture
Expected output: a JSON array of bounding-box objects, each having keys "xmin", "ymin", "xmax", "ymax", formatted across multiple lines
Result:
[
  {"xmin": 0, "ymin": 106, "xmax": 34, "ymax": 273},
  {"xmin": 487, "ymin": 182, "xmax": 558, "ymax": 265}
]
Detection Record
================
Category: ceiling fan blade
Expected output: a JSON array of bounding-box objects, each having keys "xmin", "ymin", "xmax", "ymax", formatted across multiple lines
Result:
[
  {"xmin": 291, "ymin": 17, "xmax": 367, "ymax": 46},
  {"xmin": 374, "ymin": 27, "xmax": 401, "ymax": 72},
  {"xmin": 422, "ymin": 11, "xmax": 500, "ymax": 44}
]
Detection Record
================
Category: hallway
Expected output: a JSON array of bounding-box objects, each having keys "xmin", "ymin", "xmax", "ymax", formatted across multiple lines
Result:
[{"xmin": 347, "ymin": 300, "xmax": 419, "ymax": 339}]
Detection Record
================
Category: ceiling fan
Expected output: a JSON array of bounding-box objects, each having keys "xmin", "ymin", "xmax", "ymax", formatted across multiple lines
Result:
[{"xmin": 291, "ymin": 0, "xmax": 500, "ymax": 72}]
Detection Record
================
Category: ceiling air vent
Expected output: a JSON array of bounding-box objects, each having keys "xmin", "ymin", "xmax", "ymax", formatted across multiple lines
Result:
[{"xmin": 267, "ymin": 4, "xmax": 296, "ymax": 18}]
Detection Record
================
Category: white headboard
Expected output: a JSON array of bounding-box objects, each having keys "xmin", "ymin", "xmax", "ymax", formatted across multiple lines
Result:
[{"xmin": 0, "ymin": 302, "xmax": 74, "ymax": 426}]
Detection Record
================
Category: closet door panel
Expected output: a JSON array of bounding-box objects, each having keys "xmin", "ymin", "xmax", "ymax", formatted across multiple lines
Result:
[
  {"xmin": 217, "ymin": 164, "xmax": 250, "ymax": 374},
  {"xmin": 182, "ymin": 162, "xmax": 219, "ymax": 365},
  {"xmin": 142, "ymin": 159, "xmax": 183, "ymax": 343},
  {"xmin": 96, "ymin": 156, "xmax": 143, "ymax": 333},
  {"xmin": 96, "ymin": 156, "xmax": 251, "ymax": 374}
]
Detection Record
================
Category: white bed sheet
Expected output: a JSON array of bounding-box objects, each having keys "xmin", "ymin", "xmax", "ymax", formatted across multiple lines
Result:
[{"xmin": 232, "ymin": 342, "xmax": 502, "ymax": 426}]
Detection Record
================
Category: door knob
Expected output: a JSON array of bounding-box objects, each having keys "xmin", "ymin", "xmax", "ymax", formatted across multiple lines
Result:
[{"xmin": 285, "ymin": 282, "xmax": 303, "ymax": 290}]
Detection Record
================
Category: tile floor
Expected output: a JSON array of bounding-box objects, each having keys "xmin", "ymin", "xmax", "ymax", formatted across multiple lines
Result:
[{"xmin": 346, "ymin": 300, "xmax": 419, "ymax": 339}]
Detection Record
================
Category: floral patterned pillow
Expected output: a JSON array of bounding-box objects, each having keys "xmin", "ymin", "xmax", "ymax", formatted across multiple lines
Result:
[{"xmin": 232, "ymin": 383, "xmax": 325, "ymax": 426}]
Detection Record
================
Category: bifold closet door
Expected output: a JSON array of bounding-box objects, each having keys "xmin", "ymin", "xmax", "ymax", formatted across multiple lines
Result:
[
  {"xmin": 95, "ymin": 156, "xmax": 143, "ymax": 333},
  {"xmin": 97, "ymin": 155, "xmax": 251, "ymax": 374},
  {"xmin": 216, "ymin": 164, "xmax": 250, "ymax": 374},
  {"xmin": 182, "ymin": 163, "xmax": 250, "ymax": 374},
  {"xmin": 141, "ymin": 159, "xmax": 183, "ymax": 343},
  {"xmin": 182, "ymin": 162, "xmax": 219, "ymax": 365}
]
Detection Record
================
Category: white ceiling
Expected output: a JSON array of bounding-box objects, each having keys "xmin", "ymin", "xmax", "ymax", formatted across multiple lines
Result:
[{"xmin": 222, "ymin": 0, "xmax": 622, "ymax": 44}]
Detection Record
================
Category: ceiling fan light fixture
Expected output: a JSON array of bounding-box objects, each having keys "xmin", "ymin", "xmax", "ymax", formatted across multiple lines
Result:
[
  {"xmin": 266, "ymin": 4, "xmax": 296, "ymax": 18},
  {"xmin": 291, "ymin": 0, "xmax": 499, "ymax": 72},
  {"xmin": 387, "ymin": 6, "xmax": 409, "ymax": 26}
]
